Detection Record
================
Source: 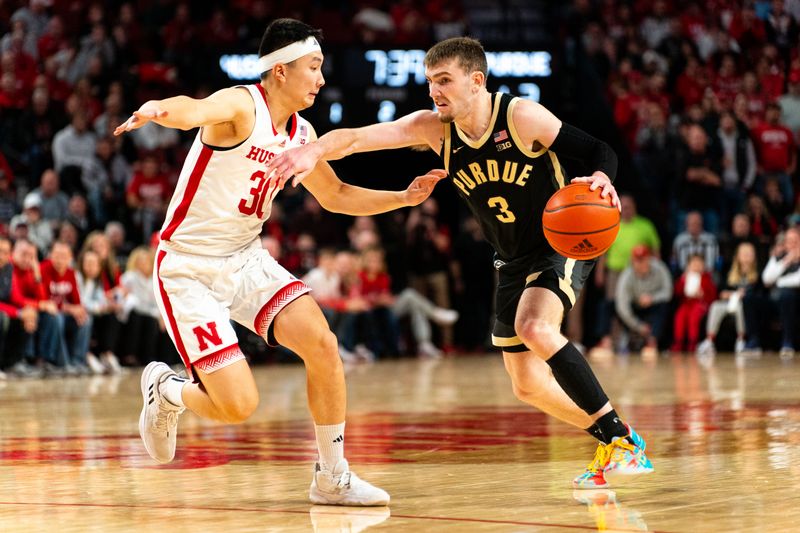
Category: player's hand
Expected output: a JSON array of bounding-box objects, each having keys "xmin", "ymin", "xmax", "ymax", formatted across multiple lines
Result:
[
  {"xmin": 266, "ymin": 144, "xmax": 323, "ymax": 190},
  {"xmin": 114, "ymin": 102, "xmax": 168, "ymax": 136},
  {"xmin": 403, "ymin": 169, "xmax": 447, "ymax": 206},
  {"xmin": 571, "ymin": 172, "xmax": 620, "ymax": 210}
]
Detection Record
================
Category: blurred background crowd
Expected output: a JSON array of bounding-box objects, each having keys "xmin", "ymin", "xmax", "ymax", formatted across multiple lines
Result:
[{"xmin": 0, "ymin": 0, "xmax": 798, "ymax": 379}]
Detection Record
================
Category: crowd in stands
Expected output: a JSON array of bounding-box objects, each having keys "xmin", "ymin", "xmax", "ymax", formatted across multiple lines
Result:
[
  {"xmin": 0, "ymin": 1, "xmax": 471, "ymax": 379},
  {"xmin": 574, "ymin": 0, "xmax": 800, "ymax": 360},
  {"xmin": 1, "ymin": 0, "xmax": 799, "ymax": 380}
]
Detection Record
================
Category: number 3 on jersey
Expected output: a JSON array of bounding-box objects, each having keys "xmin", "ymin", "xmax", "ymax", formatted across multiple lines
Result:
[
  {"xmin": 488, "ymin": 196, "xmax": 516, "ymax": 223},
  {"xmin": 238, "ymin": 170, "xmax": 271, "ymax": 218}
]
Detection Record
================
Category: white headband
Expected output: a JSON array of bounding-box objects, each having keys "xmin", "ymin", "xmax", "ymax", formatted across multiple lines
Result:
[{"xmin": 258, "ymin": 36, "xmax": 321, "ymax": 73}]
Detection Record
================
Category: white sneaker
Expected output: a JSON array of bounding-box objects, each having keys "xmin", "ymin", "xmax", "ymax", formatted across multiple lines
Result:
[
  {"xmin": 695, "ymin": 339, "xmax": 716, "ymax": 356},
  {"xmin": 101, "ymin": 351, "xmax": 124, "ymax": 374},
  {"xmin": 309, "ymin": 459, "xmax": 390, "ymax": 506},
  {"xmin": 417, "ymin": 340, "xmax": 443, "ymax": 359},
  {"xmin": 779, "ymin": 346, "xmax": 796, "ymax": 360},
  {"xmin": 354, "ymin": 344, "xmax": 375, "ymax": 363},
  {"xmin": 734, "ymin": 338, "xmax": 746, "ymax": 355},
  {"xmin": 338, "ymin": 345, "xmax": 359, "ymax": 364},
  {"xmin": 86, "ymin": 352, "xmax": 106, "ymax": 375},
  {"xmin": 431, "ymin": 308, "xmax": 459, "ymax": 326},
  {"xmin": 139, "ymin": 362, "xmax": 185, "ymax": 463}
]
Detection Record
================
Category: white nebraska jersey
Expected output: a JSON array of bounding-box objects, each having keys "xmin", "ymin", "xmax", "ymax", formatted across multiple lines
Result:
[{"xmin": 160, "ymin": 84, "xmax": 312, "ymax": 256}]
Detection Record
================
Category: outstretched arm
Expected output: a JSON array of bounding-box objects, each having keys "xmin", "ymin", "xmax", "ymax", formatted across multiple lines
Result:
[
  {"xmin": 113, "ymin": 87, "xmax": 253, "ymax": 135},
  {"xmin": 301, "ymin": 160, "xmax": 446, "ymax": 216},
  {"xmin": 266, "ymin": 110, "xmax": 442, "ymax": 187}
]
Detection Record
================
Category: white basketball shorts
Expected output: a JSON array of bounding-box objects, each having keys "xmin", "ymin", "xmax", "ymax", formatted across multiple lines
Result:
[{"xmin": 154, "ymin": 240, "xmax": 310, "ymax": 378}]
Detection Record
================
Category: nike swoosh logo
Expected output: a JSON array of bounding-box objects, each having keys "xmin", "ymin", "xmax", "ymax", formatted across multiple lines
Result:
[{"xmin": 453, "ymin": 146, "xmax": 464, "ymax": 153}]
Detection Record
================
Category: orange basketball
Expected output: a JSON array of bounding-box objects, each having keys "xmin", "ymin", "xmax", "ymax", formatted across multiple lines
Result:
[{"xmin": 542, "ymin": 182, "xmax": 620, "ymax": 260}]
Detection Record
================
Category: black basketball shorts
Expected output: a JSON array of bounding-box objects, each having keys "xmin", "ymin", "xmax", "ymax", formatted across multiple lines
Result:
[{"xmin": 492, "ymin": 253, "xmax": 595, "ymax": 353}]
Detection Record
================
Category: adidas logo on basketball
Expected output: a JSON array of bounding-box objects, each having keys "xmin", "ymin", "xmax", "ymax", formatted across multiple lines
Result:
[{"xmin": 570, "ymin": 238, "xmax": 597, "ymax": 254}]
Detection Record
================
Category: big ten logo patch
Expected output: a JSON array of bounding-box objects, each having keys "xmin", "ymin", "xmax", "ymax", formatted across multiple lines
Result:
[{"xmin": 192, "ymin": 321, "xmax": 223, "ymax": 351}]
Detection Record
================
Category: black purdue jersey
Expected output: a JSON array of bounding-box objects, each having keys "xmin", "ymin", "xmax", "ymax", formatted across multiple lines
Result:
[{"xmin": 440, "ymin": 92, "xmax": 568, "ymax": 262}]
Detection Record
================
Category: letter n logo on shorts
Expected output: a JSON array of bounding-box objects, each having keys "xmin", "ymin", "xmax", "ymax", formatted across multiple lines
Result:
[{"xmin": 192, "ymin": 321, "xmax": 223, "ymax": 351}]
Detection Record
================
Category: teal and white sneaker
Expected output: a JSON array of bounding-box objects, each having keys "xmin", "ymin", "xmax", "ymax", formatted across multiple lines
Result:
[
  {"xmin": 603, "ymin": 427, "xmax": 654, "ymax": 482},
  {"xmin": 573, "ymin": 443, "xmax": 611, "ymax": 489}
]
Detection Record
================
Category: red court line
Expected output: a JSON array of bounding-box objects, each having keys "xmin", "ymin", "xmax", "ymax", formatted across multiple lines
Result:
[{"xmin": 0, "ymin": 501, "xmax": 670, "ymax": 532}]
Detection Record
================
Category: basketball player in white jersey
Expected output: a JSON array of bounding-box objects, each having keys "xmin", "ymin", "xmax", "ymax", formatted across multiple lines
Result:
[{"xmin": 113, "ymin": 19, "xmax": 445, "ymax": 506}]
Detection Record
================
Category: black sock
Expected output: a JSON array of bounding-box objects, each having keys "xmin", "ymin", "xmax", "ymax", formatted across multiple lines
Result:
[
  {"xmin": 546, "ymin": 342, "xmax": 609, "ymax": 414},
  {"xmin": 594, "ymin": 410, "xmax": 628, "ymax": 442},
  {"xmin": 585, "ymin": 424, "xmax": 608, "ymax": 444}
]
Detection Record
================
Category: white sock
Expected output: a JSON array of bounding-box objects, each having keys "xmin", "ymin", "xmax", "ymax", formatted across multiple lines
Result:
[
  {"xmin": 315, "ymin": 422, "xmax": 345, "ymax": 471},
  {"xmin": 160, "ymin": 375, "xmax": 188, "ymax": 407}
]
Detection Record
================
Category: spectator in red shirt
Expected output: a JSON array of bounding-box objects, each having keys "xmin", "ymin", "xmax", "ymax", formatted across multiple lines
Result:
[
  {"xmin": 756, "ymin": 50, "xmax": 785, "ymax": 102},
  {"xmin": 0, "ymin": 236, "xmax": 38, "ymax": 375},
  {"xmin": 41, "ymin": 241, "xmax": 92, "ymax": 373},
  {"xmin": 37, "ymin": 16, "xmax": 67, "ymax": 61},
  {"xmin": 671, "ymin": 254, "xmax": 718, "ymax": 353},
  {"xmin": 728, "ymin": 4, "xmax": 767, "ymax": 49},
  {"xmin": 613, "ymin": 71, "xmax": 648, "ymax": 149},
  {"xmin": 675, "ymin": 56, "xmax": 709, "ymax": 110},
  {"xmin": 713, "ymin": 53, "xmax": 742, "ymax": 107},
  {"xmin": 126, "ymin": 153, "xmax": 171, "ymax": 243},
  {"xmin": 752, "ymin": 102, "xmax": 796, "ymax": 201},
  {"xmin": 11, "ymin": 238, "xmax": 63, "ymax": 373}
]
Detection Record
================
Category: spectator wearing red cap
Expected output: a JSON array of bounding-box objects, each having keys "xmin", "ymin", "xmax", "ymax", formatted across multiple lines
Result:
[
  {"xmin": 613, "ymin": 245, "xmax": 673, "ymax": 360},
  {"xmin": 591, "ymin": 194, "xmax": 662, "ymax": 356}
]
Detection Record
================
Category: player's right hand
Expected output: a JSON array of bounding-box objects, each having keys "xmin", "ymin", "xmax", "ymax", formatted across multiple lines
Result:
[
  {"xmin": 266, "ymin": 143, "xmax": 323, "ymax": 190},
  {"xmin": 114, "ymin": 102, "xmax": 168, "ymax": 136},
  {"xmin": 403, "ymin": 169, "xmax": 448, "ymax": 206}
]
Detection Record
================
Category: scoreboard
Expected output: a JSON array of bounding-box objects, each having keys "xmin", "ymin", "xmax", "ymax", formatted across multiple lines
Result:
[{"xmin": 219, "ymin": 47, "xmax": 555, "ymax": 131}]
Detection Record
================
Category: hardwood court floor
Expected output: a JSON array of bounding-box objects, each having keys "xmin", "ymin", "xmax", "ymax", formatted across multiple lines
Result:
[{"xmin": 0, "ymin": 353, "xmax": 798, "ymax": 532}]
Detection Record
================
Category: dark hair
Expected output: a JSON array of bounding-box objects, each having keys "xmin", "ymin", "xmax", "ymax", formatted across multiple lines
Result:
[
  {"xmin": 424, "ymin": 37, "xmax": 488, "ymax": 78},
  {"xmin": 258, "ymin": 18, "xmax": 322, "ymax": 59}
]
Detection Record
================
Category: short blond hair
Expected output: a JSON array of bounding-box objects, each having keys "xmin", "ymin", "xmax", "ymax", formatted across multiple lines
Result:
[{"xmin": 425, "ymin": 37, "xmax": 488, "ymax": 78}]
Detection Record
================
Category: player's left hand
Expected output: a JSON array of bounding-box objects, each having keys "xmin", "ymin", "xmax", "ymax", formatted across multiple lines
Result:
[
  {"xmin": 403, "ymin": 169, "xmax": 448, "ymax": 206},
  {"xmin": 266, "ymin": 143, "xmax": 323, "ymax": 190},
  {"xmin": 571, "ymin": 172, "xmax": 620, "ymax": 210}
]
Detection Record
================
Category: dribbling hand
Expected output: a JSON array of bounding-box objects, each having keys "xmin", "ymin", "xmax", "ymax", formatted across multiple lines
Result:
[
  {"xmin": 113, "ymin": 102, "xmax": 168, "ymax": 136},
  {"xmin": 571, "ymin": 172, "xmax": 620, "ymax": 210},
  {"xmin": 403, "ymin": 169, "xmax": 448, "ymax": 206}
]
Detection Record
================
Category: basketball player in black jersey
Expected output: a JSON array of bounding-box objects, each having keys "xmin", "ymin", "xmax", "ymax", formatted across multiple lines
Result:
[{"xmin": 267, "ymin": 37, "xmax": 653, "ymax": 488}]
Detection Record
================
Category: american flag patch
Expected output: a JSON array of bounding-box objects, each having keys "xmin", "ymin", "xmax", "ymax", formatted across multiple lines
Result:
[
  {"xmin": 299, "ymin": 124, "xmax": 307, "ymax": 136},
  {"xmin": 493, "ymin": 129, "xmax": 508, "ymax": 142}
]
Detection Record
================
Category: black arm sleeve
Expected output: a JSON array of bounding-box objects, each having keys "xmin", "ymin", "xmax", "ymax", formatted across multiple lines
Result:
[{"xmin": 547, "ymin": 123, "xmax": 618, "ymax": 182}]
